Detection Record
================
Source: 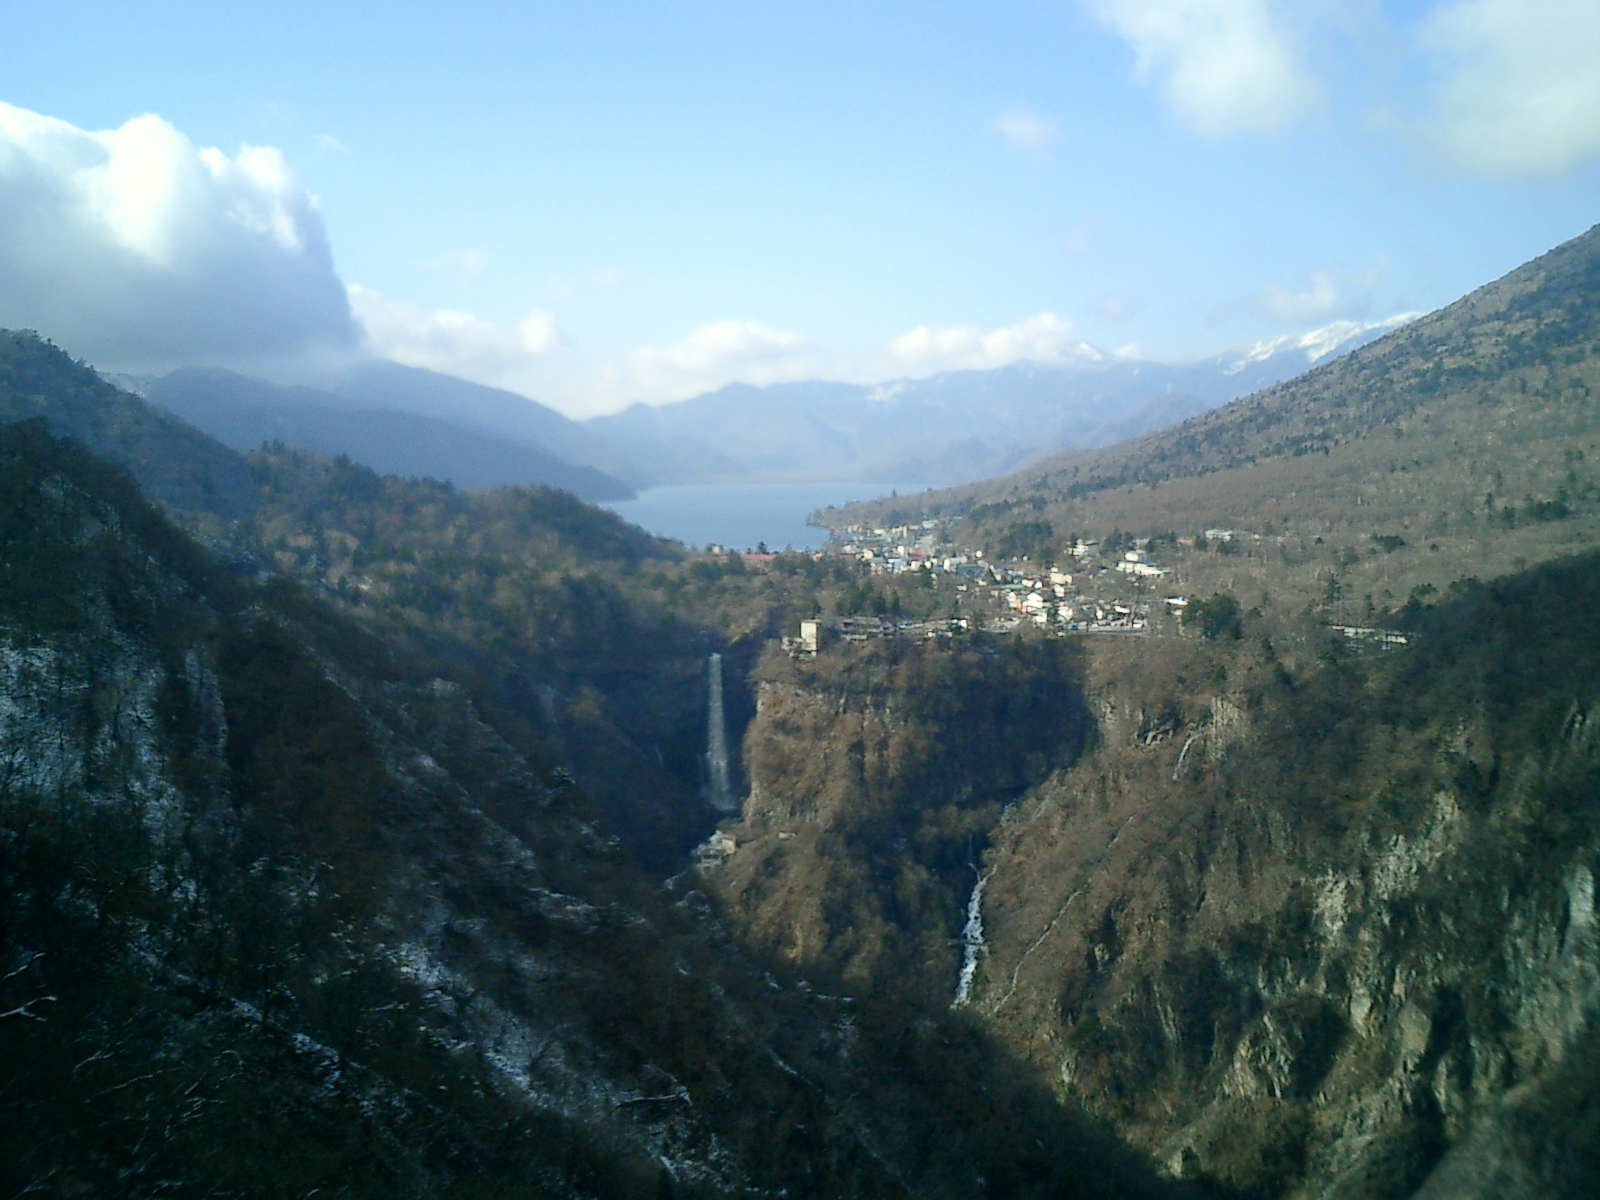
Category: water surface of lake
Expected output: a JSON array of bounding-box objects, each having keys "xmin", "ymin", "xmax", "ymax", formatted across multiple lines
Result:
[{"xmin": 602, "ymin": 481, "xmax": 920, "ymax": 551}]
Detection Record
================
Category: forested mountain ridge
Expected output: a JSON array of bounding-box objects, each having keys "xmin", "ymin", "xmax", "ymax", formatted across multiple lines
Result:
[
  {"xmin": 968, "ymin": 565, "xmax": 1600, "ymax": 1197},
  {"xmin": 142, "ymin": 367, "xmax": 635, "ymax": 500},
  {"xmin": 0, "ymin": 416, "xmax": 1193, "ymax": 1199},
  {"xmin": 0, "ymin": 331, "xmax": 256, "ymax": 517}
]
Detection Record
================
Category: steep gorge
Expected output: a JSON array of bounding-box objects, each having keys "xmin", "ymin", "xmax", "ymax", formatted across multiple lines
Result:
[
  {"xmin": 708, "ymin": 636, "xmax": 1092, "ymax": 993},
  {"xmin": 715, "ymin": 567, "xmax": 1600, "ymax": 1197}
]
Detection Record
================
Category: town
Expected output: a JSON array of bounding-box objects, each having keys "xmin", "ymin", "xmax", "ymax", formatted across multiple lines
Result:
[
  {"xmin": 759, "ymin": 516, "xmax": 1416, "ymax": 655},
  {"xmin": 771, "ymin": 516, "xmax": 1201, "ymax": 650}
]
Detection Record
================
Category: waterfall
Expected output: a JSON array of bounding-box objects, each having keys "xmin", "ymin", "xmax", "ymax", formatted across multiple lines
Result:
[
  {"xmin": 952, "ymin": 867, "xmax": 991, "ymax": 1008},
  {"xmin": 706, "ymin": 653, "xmax": 735, "ymax": 813}
]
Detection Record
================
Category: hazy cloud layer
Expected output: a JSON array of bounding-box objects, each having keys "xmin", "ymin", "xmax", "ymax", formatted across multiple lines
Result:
[
  {"xmin": 1419, "ymin": 0, "xmax": 1600, "ymax": 176},
  {"xmin": 888, "ymin": 313, "xmax": 1101, "ymax": 372},
  {"xmin": 0, "ymin": 101, "xmax": 354, "ymax": 369},
  {"xmin": 994, "ymin": 108, "xmax": 1063, "ymax": 153},
  {"xmin": 1252, "ymin": 256, "xmax": 1391, "ymax": 325},
  {"xmin": 604, "ymin": 321, "xmax": 818, "ymax": 404},
  {"xmin": 1085, "ymin": 0, "xmax": 1321, "ymax": 135},
  {"xmin": 1259, "ymin": 271, "xmax": 1342, "ymax": 323},
  {"xmin": 348, "ymin": 285, "xmax": 567, "ymax": 384}
]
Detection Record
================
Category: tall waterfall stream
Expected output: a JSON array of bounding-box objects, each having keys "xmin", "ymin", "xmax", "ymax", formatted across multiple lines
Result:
[
  {"xmin": 952, "ymin": 867, "xmax": 992, "ymax": 1008},
  {"xmin": 706, "ymin": 652, "xmax": 735, "ymax": 813}
]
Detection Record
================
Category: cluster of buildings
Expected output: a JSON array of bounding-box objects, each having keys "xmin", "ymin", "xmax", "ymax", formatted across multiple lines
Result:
[
  {"xmin": 999, "ymin": 581, "xmax": 1151, "ymax": 632},
  {"xmin": 774, "ymin": 520, "xmax": 1177, "ymax": 647},
  {"xmin": 830, "ymin": 519, "xmax": 985, "ymax": 578},
  {"xmin": 777, "ymin": 519, "xmax": 1422, "ymax": 655},
  {"xmin": 782, "ymin": 615, "xmax": 974, "ymax": 655}
]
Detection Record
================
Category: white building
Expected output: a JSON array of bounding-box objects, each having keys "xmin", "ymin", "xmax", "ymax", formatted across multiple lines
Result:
[{"xmin": 1115, "ymin": 550, "xmax": 1171, "ymax": 578}]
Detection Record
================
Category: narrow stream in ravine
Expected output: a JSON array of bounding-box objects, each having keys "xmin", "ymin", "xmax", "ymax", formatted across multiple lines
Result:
[{"xmin": 952, "ymin": 867, "xmax": 992, "ymax": 1008}]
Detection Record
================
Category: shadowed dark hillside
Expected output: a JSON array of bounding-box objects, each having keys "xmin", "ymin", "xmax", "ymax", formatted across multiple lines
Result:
[
  {"xmin": 0, "ymin": 417, "xmax": 1205, "ymax": 1200},
  {"xmin": 0, "ymin": 332, "xmax": 256, "ymax": 517}
]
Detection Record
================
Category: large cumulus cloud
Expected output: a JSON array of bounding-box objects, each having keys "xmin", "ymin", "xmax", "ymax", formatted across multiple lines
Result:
[
  {"xmin": 0, "ymin": 101, "xmax": 355, "ymax": 369},
  {"xmin": 1085, "ymin": 0, "xmax": 1321, "ymax": 137},
  {"xmin": 1419, "ymin": 0, "xmax": 1600, "ymax": 176}
]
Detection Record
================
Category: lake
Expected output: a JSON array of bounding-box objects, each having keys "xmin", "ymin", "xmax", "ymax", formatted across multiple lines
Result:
[{"xmin": 602, "ymin": 481, "xmax": 919, "ymax": 551}]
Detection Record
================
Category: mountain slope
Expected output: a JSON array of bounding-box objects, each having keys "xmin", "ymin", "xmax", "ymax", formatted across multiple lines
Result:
[
  {"xmin": 0, "ymin": 415, "xmax": 1194, "ymax": 1200},
  {"xmin": 965, "ymin": 558, "xmax": 1600, "ymax": 1199},
  {"xmin": 332, "ymin": 360, "xmax": 641, "ymax": 486},
  {"xmin": 0, "ymin": 331, "xmax": 256, "ymax": 517},
  {"xmin": 144, "ymin": 367, "xmax": 634, "ymax": 500},
  {"xmin": 825, "ymin": 223, "xmax": 1600, "ymax": 634},
  {"xmin": 849, "ymin": 223, "xmax": 1599, "ymax": 531}
]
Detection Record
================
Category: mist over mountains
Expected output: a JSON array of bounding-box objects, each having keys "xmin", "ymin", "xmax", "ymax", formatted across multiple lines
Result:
[
  {"xmin": 585, "ymin": 316, "xmax": 1413, "ymax": 486},
  {"xmin": 121, "ymin": 315, "xmax": 1413, "ymax": 501},
  {"xmin": 123, "ymin": 364, "xmax": 639, "ymax": 502}
]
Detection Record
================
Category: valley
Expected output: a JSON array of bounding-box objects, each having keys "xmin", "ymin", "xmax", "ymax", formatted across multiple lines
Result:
[{"xmin": 2, "ymin": 223, "xmax": 1600, "ymax": 1199}]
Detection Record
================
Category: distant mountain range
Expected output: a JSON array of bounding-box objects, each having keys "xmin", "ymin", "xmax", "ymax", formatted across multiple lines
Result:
[
  {"xmin": 117, "ymin": 315, "xmax": 1414, "ymax": 498},
  {"xmin": 581, "ymin": 315, "xmax": 1417, "ymax": 486},
  {"xmin": 110, "ymin": 364, "xmax": 635, "ymax": 501}
]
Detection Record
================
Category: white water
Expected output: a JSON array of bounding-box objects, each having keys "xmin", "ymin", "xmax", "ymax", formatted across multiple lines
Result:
[
  {"xmin": 952, "ymin": 867, "xmax": 992, "ymax": 1008},
  {"xmin": 706, "ymin": 653, "xmax": 735, "ymax": 813}
]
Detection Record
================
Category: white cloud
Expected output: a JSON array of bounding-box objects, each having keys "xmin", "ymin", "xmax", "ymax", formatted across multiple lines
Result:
[
  {"xmin": 1418, "ymin": 0, "xmax": 1600, "ymax": 176},
  {"xmin": 1085, "ymin": 0, "xmax": 1321, "ymax": 135},
  {"xmin": 609, "ymin": 320, "xmax": 817, "ymax": 403},
  {"xmin": 424, "ymin": 248, "xmax": 489, "ymax": 274},
  {"xmin": 1226, "ymin": 311, "xmax": 1423, "ymax": 373},
  {"xmin": 888, "ymin": 313, "xmax": 1102, "ymax": 373},
  {"xmin": 0, "ymin": 101, "xmax": 353, "ymax": 368},
  {"xmin": 1258, "ymin": 270, "xmax": 1341, "ymax": 322},
  {"xmin": 1094, "ymin": 292, "xmax": 1135, "ymax": 320},
  {"xmin": 994, "ymin": 108, "xmax": 1063, "ymax": 153},
  {"xmin": 348, "ymin": 285, "xmax": 568, "ymax": 385},
  {"xmin": 546, "ymin": 266, "xmax": 624, "ymax": 300}
]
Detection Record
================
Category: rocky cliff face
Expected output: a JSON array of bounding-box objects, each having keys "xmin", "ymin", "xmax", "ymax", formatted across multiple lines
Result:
[
  {"xmin": 708, "ymin": 637, "xmax": 1093, "ymax": 991},
  {"xmin": 962, "ymin": 571, "xmax": 1600, "ymax": 1198},
  {"xmin": 709, "ymin": 560, "xmax": 1600, "ymax": 1198},
  {"xmin": 0, "ymin": 421, "xmax": 761, "ymax": 1191}
]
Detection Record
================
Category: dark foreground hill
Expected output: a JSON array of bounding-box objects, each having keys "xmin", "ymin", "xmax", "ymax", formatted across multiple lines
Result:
[
  {"xmin": 0, "ymin": 331, "xmax": 256, "ymax": 517},
  {"xmin": 0, "ymin": 417, "xmax": 1191, "ymax": 1200}
]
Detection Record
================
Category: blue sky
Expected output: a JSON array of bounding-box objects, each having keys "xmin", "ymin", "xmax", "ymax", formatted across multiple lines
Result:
[{"xmin": 1, "ymin": 0, "xmax": 1597, "ymax": 415}]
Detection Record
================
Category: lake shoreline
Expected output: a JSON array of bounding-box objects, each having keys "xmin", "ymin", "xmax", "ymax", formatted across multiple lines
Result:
[{"xmin": 602, "ymin": 481, "xmax": 923, "ymax": 551}]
